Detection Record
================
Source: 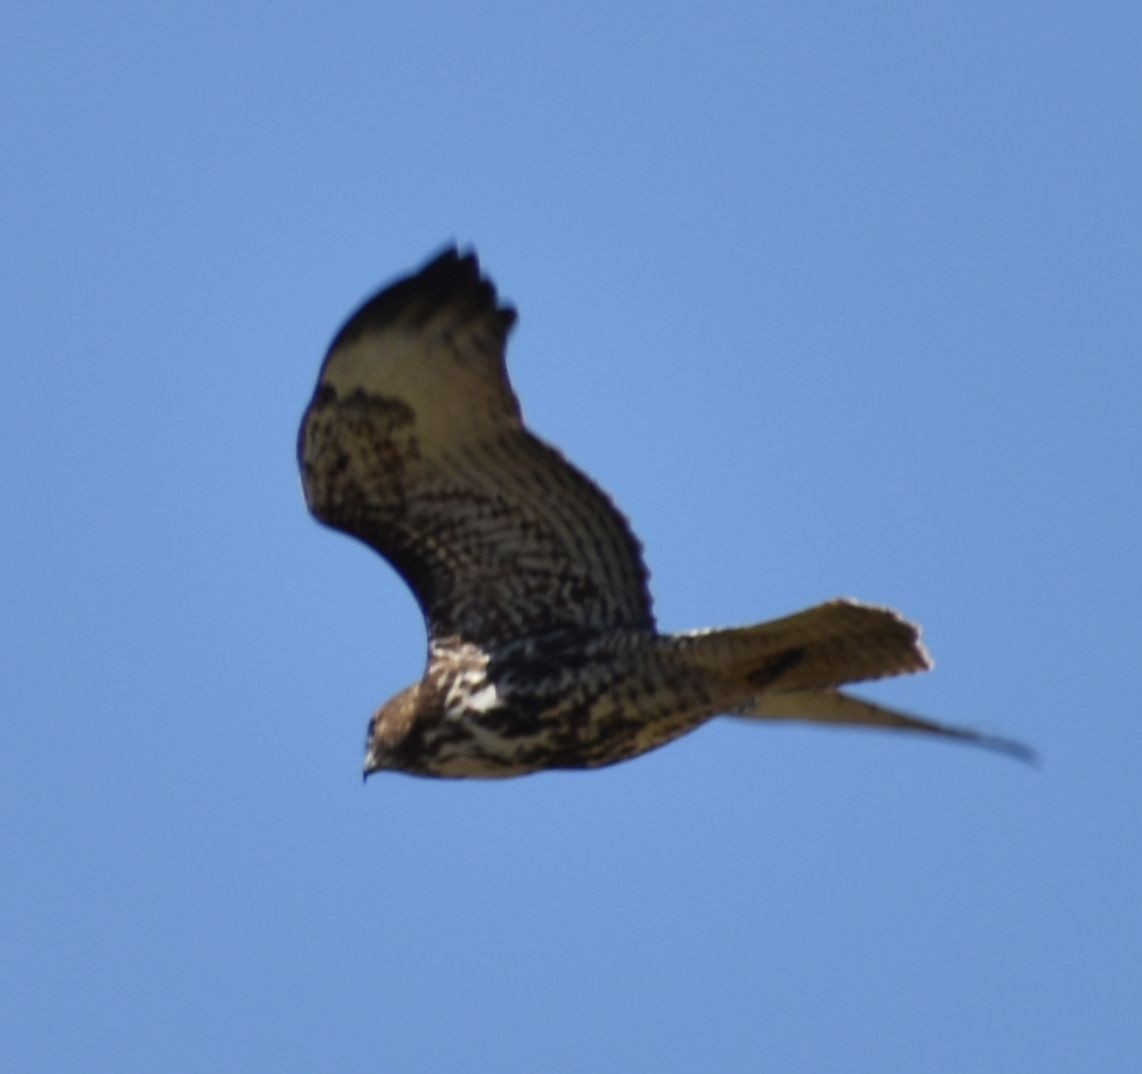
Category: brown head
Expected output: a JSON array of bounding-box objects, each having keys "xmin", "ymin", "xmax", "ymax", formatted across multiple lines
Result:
[{"xmin": 362, "ymin": 683, "xmax": 423, "ymax": 778}]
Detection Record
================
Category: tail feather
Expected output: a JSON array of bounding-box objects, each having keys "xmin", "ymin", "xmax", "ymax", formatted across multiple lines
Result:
[
  {"xmin": 670, "ymin": 598, "xmax": 1033, "ymax": 762},
  {"xmin": 674, "ymin": 598, "xmax": 930, "ymax": 694},
  {"xmin": 732, "ymin": 689, "xmax": 1036, "ymax": 763}
]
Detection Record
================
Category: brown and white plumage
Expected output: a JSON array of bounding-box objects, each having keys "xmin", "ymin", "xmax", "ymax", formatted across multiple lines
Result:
[{"xmin": 298, "ymin": 247, "xmax": 1030, "ymax": 778}]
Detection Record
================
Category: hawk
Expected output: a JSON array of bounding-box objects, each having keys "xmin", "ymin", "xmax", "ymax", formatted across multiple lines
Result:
[{"xmin": 298, "ymin": 247, "xmax": 1029, "ymax": 778}]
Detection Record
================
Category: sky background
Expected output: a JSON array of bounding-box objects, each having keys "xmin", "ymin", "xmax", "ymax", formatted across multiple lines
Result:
[{"xmin": 3, "ymin": 3, "xmax": 1140, "ymax": 1071}]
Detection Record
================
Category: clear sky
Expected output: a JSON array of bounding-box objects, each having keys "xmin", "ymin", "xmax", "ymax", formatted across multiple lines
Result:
[{"xmin": 3, "ymin": 3, "xmax": 1139, "ymax": 1071}]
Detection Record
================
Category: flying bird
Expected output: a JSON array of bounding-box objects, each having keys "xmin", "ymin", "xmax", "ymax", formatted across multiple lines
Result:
[{"xmin": 298, "ymin": 248, "xmax": 1030, "ymax": 778}]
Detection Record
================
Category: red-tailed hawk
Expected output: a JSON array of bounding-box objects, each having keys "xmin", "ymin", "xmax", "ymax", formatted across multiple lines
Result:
[{"xmin": 298, "ymin": 248, "xmax": 1029, "ymax": 778}]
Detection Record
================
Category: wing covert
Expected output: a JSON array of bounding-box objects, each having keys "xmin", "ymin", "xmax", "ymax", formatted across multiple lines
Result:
[{"xmin": 298, "ymin": 247, "xmax": 655, "ymax": 648}]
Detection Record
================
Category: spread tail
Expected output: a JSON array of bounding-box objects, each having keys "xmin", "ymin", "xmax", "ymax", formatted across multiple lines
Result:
[
  {"xmin": 673, "ymin": 598, "xmax": 930, "ymax": 694},
  {"xmin": 670, "ymin": 598, "xmax": 1032, "ymax": 761}
]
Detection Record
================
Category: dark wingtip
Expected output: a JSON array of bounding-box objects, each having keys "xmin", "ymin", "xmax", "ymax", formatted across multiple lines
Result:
[
  {"xmin": 328, "ymin": 242, "xmax": 517, "ymax": 355},
  {"xmin": 938, "ymin": 723, "xmax": 1038, "ymax": 766},
  {"xmin": 980, "ymin": 734, "xmax": 1040, "ymax": 767}
]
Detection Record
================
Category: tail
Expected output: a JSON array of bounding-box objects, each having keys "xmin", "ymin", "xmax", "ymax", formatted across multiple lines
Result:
[
  {"xmin": 672, "ymin": 598, "xmax": 930, "ymax": 695},
  {"xmin": 672, "ymin": 598, "xmax": 1033, "ymax": 762}
]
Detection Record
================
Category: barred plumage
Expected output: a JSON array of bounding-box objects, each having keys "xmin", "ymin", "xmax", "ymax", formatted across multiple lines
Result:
[{"xmin": 297, "ymin": 247, "xmax": 1031, "ymax": 778}]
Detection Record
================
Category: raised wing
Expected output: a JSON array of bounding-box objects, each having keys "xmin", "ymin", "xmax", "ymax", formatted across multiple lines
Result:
[{"xmin": 298, "ymin": 247, "xmax": 655, "ymax": 649}]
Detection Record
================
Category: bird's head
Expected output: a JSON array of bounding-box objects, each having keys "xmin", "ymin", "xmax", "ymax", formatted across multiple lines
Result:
[{"xmin": 362, "ymin": 683, "xmax": 422, "ymax": 779}]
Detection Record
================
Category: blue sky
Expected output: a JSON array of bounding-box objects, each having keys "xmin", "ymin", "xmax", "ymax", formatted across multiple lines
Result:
[{"xmin": 3, "ymin": 3, "xmax": 1140, "ymax": 1071}]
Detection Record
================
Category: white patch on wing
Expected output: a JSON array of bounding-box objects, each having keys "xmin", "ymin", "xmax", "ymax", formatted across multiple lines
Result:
[
  {"xmin": 442, "ymin": 665, "xmax": 500, "ymax": 719},
  {"xmin": 465, "ymin": 684, "xmax": 500, "ymax": 713}
]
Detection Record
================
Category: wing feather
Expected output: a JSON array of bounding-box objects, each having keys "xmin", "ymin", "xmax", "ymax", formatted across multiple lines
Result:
[{"xmin": 298, "ymin": 247, "xmax": 655, "ymax": 648}]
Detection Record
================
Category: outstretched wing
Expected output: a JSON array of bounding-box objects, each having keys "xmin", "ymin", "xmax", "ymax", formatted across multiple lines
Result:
[
  {"xmin": 298, "ymin": 247, "xmax": 655, "ymax": 649},
  {"xmin": 733, "ymin": 689, "xmax": 1036, "ymax": 762}
]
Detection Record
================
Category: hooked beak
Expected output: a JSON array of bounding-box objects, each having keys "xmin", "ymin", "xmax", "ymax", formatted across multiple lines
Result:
[{"xmin": 362, "ymin": 742, "xmax": 386, "ymax": 782}]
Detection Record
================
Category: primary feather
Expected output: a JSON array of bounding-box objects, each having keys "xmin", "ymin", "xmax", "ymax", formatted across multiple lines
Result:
[{"xmin": 298, "ymin": 247, "xmax": 1030, "ymax": 779}]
